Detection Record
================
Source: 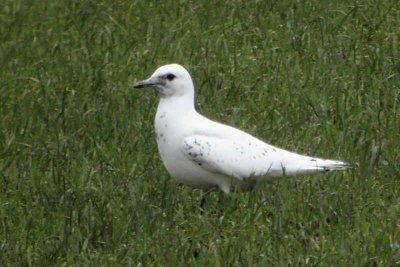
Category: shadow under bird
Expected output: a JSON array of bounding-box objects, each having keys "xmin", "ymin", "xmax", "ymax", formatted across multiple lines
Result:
[{"xmin": 133, "ymin": 64, "xmax": 350, "ymax": 194}]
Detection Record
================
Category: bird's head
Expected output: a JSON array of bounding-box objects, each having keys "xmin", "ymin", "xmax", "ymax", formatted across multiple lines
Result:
[{"xmin": 133, "ymin": 64, "xmax": 194, "ymax": 98}]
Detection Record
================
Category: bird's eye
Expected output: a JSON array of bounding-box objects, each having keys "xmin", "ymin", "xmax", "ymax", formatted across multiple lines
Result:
[{"xmin": 165, "ymin": 73, "xmax": 176, "ymax": 81}]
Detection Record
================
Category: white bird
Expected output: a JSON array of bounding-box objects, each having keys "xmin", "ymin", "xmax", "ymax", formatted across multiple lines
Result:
[{"xmin": 133, "ymin": 64, "xmax": 350, "ymax": 194}]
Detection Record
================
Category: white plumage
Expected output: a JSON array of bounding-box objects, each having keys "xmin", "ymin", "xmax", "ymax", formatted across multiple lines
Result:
[{"xmin": 133, "ymin": 64, "xmax": 350, "ymax": 194}]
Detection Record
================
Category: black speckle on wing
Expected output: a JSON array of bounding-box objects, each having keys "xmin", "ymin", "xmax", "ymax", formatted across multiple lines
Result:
[
  {"xmin": 185, "ymin": 137, "xmax": 212, "ymax": 166},
  {"xmin": 184, "ymin": 140, "xmax": 193, "ymax": 150}
]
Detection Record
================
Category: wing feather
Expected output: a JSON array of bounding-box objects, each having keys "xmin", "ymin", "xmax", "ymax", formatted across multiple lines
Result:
[{"xmin": 181, "ymin": 135, "xmax": 350, "ymax": 180}]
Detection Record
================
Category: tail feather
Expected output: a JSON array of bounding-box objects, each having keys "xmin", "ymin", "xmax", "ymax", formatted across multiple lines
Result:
[
  {"xmin": 313, "ymin": 159, "xmax": 351, "ymax": 172},
  {"xmin": 279, "ymin": 158, "xmax": 351, "ymax": 178}
]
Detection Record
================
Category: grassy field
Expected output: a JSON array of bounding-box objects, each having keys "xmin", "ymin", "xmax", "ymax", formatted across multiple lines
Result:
[{"xmin": 1, "ymin": 0, "xmax": 399, "ymax": 265}]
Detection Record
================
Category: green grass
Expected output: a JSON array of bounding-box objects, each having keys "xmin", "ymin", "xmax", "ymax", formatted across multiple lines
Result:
[{"xmin": 1, "ymin": 0, "xmax": 399, "ymax": 265}]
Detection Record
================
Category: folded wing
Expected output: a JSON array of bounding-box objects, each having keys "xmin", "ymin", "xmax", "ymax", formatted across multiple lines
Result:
[{"xmin": 181, "ymin": 135, "xmax": 350, "ymax": 180}]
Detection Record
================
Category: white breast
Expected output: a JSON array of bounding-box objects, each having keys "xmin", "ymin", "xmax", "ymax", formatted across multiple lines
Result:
[{"xmin": 154, "ymin": 99, "xmax": 228, "ymax": 190}]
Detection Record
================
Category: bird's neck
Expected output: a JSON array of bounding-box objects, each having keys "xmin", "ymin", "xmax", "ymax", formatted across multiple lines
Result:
[{"xmin": 158, "ymin": 92, "xmax": 196, "ymax": 114}]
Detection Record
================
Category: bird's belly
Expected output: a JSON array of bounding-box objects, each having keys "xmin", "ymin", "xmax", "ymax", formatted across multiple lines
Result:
[{"xmin": 156, "ymin": 139, "xmax": 223, "ymax": 190}]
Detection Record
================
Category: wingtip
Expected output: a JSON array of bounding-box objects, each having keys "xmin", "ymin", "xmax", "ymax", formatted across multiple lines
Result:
[{"xmin": 325, "ymin": 161, "xmax": 352, "ymax": 172}]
